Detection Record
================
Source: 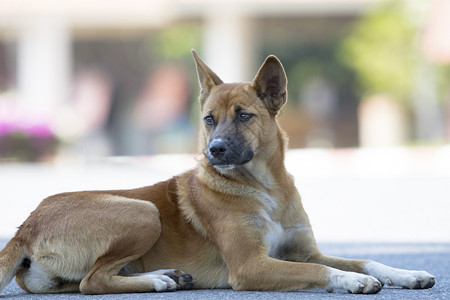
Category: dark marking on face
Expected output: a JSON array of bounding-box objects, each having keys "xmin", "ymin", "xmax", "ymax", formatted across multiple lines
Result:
[{"xmin": 205, "ymin": 109, "xmax": 255, "ymax": 168}]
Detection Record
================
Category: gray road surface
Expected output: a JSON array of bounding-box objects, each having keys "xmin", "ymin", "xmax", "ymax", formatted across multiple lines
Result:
[{"xmin": 1, "ymin": 241, "xmax": 448, "ymax": 299}]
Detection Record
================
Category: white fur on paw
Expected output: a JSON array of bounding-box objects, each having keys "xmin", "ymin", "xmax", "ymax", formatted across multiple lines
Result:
[
  {"xmin": 140, "ymin": 274, "xmax": 177, "ymax": 292},
  {"xmin": 327, "ymin": 268, "xmax": 382, "ymax": 294},
  {"xmin": 364, "ymin": 261, "xmax": 435, "ymax": 289}
]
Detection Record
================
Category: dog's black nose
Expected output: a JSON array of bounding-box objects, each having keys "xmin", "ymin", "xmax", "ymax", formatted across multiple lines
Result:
[{"xmin": 208, "ymin": 139, "xmax": 227, "ymax": 158}]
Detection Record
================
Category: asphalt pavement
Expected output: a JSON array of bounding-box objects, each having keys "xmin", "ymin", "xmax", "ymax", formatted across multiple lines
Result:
[{"xmin": 1, "ymin": 241, "xmax": 448, "ymax": 299}]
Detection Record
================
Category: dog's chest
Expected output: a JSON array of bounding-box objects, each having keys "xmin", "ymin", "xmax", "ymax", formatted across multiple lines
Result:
[
  {"xmin": 258, "ymin": 210, "xmax": 304, "ymax": 259},
  {"xmin": 263, "ymin": 214, "xmax": 285, "ymax": 257}
]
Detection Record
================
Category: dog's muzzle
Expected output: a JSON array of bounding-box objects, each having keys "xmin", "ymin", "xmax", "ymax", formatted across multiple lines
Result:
[{"xmin": 207, "ymin": 138, "xmax": 254, "ymax": 169}]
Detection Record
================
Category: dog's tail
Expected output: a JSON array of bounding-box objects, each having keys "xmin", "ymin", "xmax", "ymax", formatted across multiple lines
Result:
[{"xmin": 0, "ymin": 238, "xmax": 26, "ymax": 292}]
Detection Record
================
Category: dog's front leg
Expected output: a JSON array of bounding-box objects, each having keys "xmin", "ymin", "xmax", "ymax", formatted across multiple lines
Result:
[
  {"xmin": 209, "ymin": 216, "xmax": 381, "ymax": 293},
  {"xmin": 364, "ymin": 261, "xmax": 435, "ymax": 289},
  {"xmin": 308, "ymin": 254, "xmax": 435, "ymax": 289},
  {"xmin": 225, "ymin": 253, "xmax": 381, "ymax": 293}
]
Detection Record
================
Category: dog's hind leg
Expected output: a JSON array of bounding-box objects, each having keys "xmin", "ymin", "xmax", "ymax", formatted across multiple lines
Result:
[
  {"xmin": 80, "ymin": 253, "xmax": 177, "ymax": 294},
  {"xmin": 79, "ymin": 234, "xmax": 195, "ymax": 294},
  {"xmin": 76, "ymin": 195, "xmax": 176, "ymax": 295},
  {"xmin": 12, "ymin": 193, "xmax": 183, "ymax": 294}
]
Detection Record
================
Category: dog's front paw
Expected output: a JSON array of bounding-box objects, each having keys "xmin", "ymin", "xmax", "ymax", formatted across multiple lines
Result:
[
  {"xmin": 327, "ymin": 268, "xmax": 382, "ymax": 294},
  {"xmin": 400, "ymin": 270, "xmax": 435, "ymax": 289},
  {"xmin": 365, "ymin": 261, "xmax": 435, "ymax": 289}
]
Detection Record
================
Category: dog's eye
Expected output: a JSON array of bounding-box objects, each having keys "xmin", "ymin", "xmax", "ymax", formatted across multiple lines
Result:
[
  {"xmin": 238, "ymin": 113, "xmax": 253, "ymax": 122},
  {"xmin": 204, "ymin": 115, "xmax": 214, "ymax": 126}
]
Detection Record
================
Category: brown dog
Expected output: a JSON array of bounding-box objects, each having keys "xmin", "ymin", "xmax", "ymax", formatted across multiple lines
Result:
[{"xmin": 0, "ymin": 51, "xmax": 435, "ymax": 295}]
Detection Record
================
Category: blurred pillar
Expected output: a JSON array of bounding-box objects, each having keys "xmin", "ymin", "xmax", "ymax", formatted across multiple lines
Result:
[
  {"xmin": 17, "ymin": 17, "xmax": 71, "ymax": 121},
  {"xmin": 358, "ymin": 95, "xmax": 407, "ymax": 147},
  {"xmin": 423, "ymin": 0, "xmax": 450, "ymax": 64},
  {"xmin": 412, "ymin": 59, "xmax": 444, "ymax": 142},
  {"xmin": 418, "ymin": 0, "xmax": 449, "ymax": 142},
  {"xmin": 202, "ymin": 11, "xmax": 255, "ymax": 83}
]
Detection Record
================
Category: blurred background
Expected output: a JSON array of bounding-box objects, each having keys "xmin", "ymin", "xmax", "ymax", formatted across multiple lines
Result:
[
  {"xmin": 0, "ymin": 0, "xmax": 449, "ymax": 242},
  {"xmin": 1, "ymin": 0, "xmax": 449, "ymax": 159}
]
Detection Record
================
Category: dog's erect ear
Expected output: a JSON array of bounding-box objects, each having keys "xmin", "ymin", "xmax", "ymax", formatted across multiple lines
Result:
[
  {"xmin": 251, "ymin": 55, "xmax": 287, "ymax": 115},
  {"xmin": 192, "ymin": 50, "xmax": 223, "ymax": 106}
]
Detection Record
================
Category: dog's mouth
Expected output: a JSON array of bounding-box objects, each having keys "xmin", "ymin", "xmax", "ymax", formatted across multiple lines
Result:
[
  {"xmin": 207, "ymin": 152, "xmax": 254, "ymax": 170},
  {"xmin": 213, "ymin": 164, "xmax": 237, "ymax": 170},
  {"xmin": 206, "ymin": 139, "xmax": 254, "ymax": 169}
]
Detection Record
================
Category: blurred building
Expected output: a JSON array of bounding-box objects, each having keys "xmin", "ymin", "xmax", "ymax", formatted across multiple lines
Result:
[{"xmin": 0, "ymin": 0, "xmax": 448, "ymax": 160}]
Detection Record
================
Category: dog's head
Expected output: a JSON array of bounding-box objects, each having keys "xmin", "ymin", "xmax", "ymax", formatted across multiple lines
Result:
[{"xmin": 192, "ymin": 50, "xmax": 287, "ymax": 171}]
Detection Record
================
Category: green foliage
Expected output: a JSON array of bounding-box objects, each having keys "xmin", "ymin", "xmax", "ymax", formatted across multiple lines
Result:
[
  {"xmin": 436, "ymin": 65, "xmax": 450, "ymax": 100},
  {"xmin": 155, "ymin": 23, "xmax": 202, "ymax": 61},
  {"xmin": 339, "ymin": 0, "xmax": 418, "ymax": 102},
  {"xmin": 267, "ymin": 44, "xmax": 354, "ymax": 107},
  {"xmin": 288, "ymin": 49, "xmax": 350, "ymax": 92}
]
